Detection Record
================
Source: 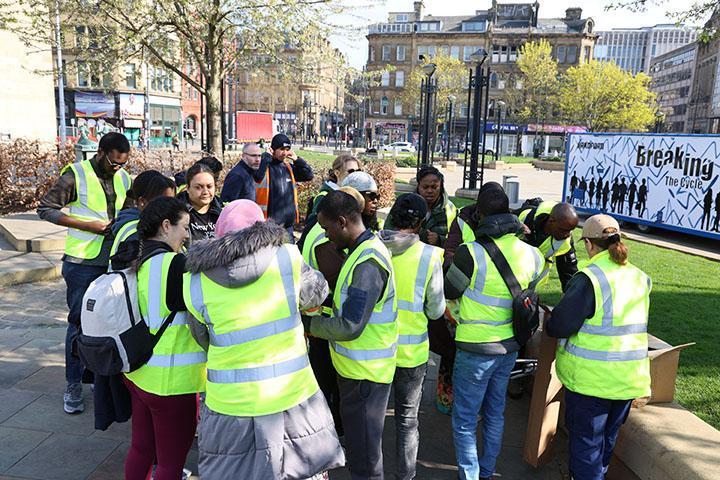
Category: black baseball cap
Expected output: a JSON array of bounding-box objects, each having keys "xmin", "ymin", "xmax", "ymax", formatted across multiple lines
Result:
[
  {"xmin": 271, "ymin": 134, "xmax": 292, "ymax": 150},
  {"xmin": 391, "ymin": 193, "xmax": 428, "ymax": 220}
]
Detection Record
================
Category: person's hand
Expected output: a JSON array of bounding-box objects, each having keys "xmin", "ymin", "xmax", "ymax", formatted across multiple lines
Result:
[
  {"xmin": 426, "ymin": 231, "xmax": 439, "ymax": 245},
  {"xmin": 286, "ymin": 150, "xmax": 298, "ymax": 162},
  {"xmin": 84, "ymin": 220, "xmax": 111, "ymax": 235}
]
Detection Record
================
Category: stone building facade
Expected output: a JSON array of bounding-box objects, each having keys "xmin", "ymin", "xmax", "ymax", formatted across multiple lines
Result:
[
  {"xmin": 365, "ymin": 1, "xmax": 596, "ymax": 147},
  {"xmin": 649, "ymin": 42, "xmax": 697, "ymax": 133}
]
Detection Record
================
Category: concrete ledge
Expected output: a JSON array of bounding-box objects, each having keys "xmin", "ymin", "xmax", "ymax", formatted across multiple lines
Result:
[
  {"xmin": 532, "ymin": 160, "xmax": 566, "ymax": 171},
  {"xmin": 609, "ymin": 402, "xmax": 720, "ymax": 480},
  {"xmin": 0, "ymin": 213, "xmax": 66, "ymax": 253},
  {"xmin": 0, "ymin": 250, "xmax": 62, "ymax": 287}
]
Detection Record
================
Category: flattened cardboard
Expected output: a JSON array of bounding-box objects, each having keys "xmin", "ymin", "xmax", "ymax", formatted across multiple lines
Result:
[{"xmin": 523, "ymin": 311, "xmax": 564, "ymax": 467}]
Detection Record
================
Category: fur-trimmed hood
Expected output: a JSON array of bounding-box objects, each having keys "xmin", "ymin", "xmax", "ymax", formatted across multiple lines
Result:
[
  {"xmin": 378, "ymin": 229, "xmax": 419, "ymax": 256},
  {"xmin": 185, "ymin": 220, "xmax": 288, "ymax": 287}
]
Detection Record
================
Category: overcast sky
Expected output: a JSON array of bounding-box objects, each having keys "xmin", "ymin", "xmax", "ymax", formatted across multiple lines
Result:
[{"xmin": 330, "ymin": 0, "xmax": 703, "ymax": 68}]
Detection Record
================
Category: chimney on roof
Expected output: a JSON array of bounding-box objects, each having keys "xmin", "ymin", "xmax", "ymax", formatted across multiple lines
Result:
[
  {"xmin": 414, "ymin": 1, "xmax": 424, "ymax": 22},
  {"xmin": 565, "ymin": 8, "xmax": 582, "ymax": 21}
]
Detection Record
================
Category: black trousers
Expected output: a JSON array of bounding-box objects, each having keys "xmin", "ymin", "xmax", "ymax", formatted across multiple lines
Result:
[
  {"xmin": 308, "ymin": 336, "xmax": 343, "ymax": 435},
  {"xmin": 338, "ymin": 376, "xmax": 392, "ymax": 480}
]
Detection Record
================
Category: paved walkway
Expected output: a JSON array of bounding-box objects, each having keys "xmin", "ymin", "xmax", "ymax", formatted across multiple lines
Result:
[{"xmin": 0, "ymin": 279, "xmax": 569, "ymax": 480}]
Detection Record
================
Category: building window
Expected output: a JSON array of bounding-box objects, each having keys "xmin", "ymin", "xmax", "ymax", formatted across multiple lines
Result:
[
  {"xmin": 497, "ymin": 74, "xmax": 506, "ymax": 89},
  {"xmin": 75, "ymin": 26, "xmax": 86, "ymax": 48},
  {"xmin": 565, "ymin": 45, "xmax": 577, "ymax": 64},
  {"xmin": 394, "ymin": 99, "xmax": 403, "ymax": 115},
  {"xmin": 381, "ymin": 96, "xmax": 389, "ymax": 115},
  {"xmin": 462, "ymin": 21, "xmax": 486, "ymax": 32},
  {"xmin": 382, "ymin": 45, "xmax": 391, "ymax": 61},
  {"xmin": 556, "ymin": 45, "xmax": 567, "ymax": 63},
  {"xmin": 381, "ymin": 71, "xmax": 390, "ymax": 86},
  {"xmin": 459, "ymin": 102, "xmax": 468, "ymax": 118},
  {"xmin": 395, "ymin": 70, "xmax": 404, "ymax": 87},
  {"xmin": 492, "ymin": 45, "xmax": 500, "ymax": 63},
  {"xmin": 396, "ymin": 13, "xmax": 408, "ymax": 22},
  {"xmin": 500, "ymin": 46, "xmax": 508, "ymax": 63},
  {"xmin": 463, "ymin": 46, "xmax": 475, "ymax": 61},
  {"xmin": 584, "ymin": 46, "xmax": 591, "ymax": 63},
  {"xmin": 124, "ymin": 63, "xmax": 136, "ymax": 89},
  {"xmin": 451, "ymin": 46, "xmax": 460, "ymax": 59},
  {"xmin": 397, "ymin": 45, "xmax": 406, "ymax": 61},
  {"xmin": 419, "ymin": 46, "xmax": 436, "ymax": 58},
  {"xmin": 77, "ymin": 61, "xmax": 89, "ymax": 87},
  {"xmin": 369, "ymin": 46, "xmax": 375, "ymax": 62},
  {"xmin": 509, "ymin": 46, "xmax": 518, "ymax": 62},
  {"xmin": 489, "ymin": 72, "xmax": 498, "ymax": 88}
]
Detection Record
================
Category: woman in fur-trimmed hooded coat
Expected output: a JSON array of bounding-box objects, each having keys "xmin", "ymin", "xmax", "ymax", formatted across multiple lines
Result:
[{"xmin": 183, "ymin": 201, "xmax": 345, "ymax": 480}]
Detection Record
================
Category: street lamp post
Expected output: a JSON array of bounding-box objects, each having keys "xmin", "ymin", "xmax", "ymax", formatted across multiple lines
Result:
[
  {"xmin": 494, "ymin": 100, "xmax": 506, "ymax": 164},
  {"xmin": 445, "ymin": 95, "xmax": 456, "ymax": 164},
  {"xmin": 420, "ymin": 62, "xmax": 437, "ymax": 167},
  {"xmin": 655, "ymin": 111, "xmax": 665, "ymax": 133},
  {"xmin": 467, "ymin": 48, "xmax": 488, "ymax": 190}
]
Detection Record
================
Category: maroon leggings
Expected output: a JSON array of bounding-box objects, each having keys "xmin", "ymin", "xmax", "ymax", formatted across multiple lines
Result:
[{"xmin": 123, "ymin": 377, "xmax": 197, "ymax": 480}]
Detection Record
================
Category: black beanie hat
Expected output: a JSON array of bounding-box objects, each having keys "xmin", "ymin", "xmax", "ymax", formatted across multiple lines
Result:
[{"xmin": 271, "ymin": 133, "xmax": 292, "ymax": 150}]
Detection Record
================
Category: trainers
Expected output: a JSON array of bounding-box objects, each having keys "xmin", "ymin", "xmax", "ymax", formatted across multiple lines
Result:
[{"xmin": 63, "ymin": 383, "xmax": 84, "ymax": 414}]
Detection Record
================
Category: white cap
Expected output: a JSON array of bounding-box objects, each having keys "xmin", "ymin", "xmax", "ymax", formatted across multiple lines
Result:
[{"xmin": 342, "ymin": 171, "xmax": 378, "ymax": 192}]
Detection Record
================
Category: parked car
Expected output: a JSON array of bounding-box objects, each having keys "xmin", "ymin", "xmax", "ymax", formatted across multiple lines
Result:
[
  {"xmin": 381, "ymin": 142, "xmax": 416, "ymax": 153},
  {"xmin": 456, "ymin": 144, "xmax": 495, "ymax": 156}
]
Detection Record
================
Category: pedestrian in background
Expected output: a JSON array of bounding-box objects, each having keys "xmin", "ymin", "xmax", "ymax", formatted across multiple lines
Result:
[
  {"xmin": 255, "ymin": 133, "xmax": 314, "ymax": 240},
  {"xmin": 178, "ymin": 162, "xmax": 223, "ymax": 241},
  {"xmin": 307, "ymin": 154, "xmax": 362, "ymax": 220},
  {"xmin": 184, "ymin": 200, "xmax": 344, "ymax": 479},
  {"xmin": 220, "ymin": 142, "xmax": 265, "ymax": 203},
  {"xmin": 123, "ymin": 196, "xmax": 207, "ymax": 480},
  {"xmin": 547, "ymin": 214, "xmax": 651, "ymax": 480},
  {"xmin": 379, "ymin": 193, "xmax": 446, "ymax": 480},
  {"xmin": 37, "ymin": 132, "xmax": 132, "ymax": 414}
]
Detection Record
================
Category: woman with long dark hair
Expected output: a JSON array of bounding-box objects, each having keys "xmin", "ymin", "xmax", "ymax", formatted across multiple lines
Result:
[
  {"xmin": 123, "ymin": 196, "xmax": 206, "ymax": 480},
  {"xmin": 178, "ymin": 162, "xmax": 223, "ymax": 241}
]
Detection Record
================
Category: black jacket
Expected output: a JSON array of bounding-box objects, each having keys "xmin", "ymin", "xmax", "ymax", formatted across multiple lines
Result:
[
  {"xmin": 258, "ymin": 152, "xmax": 314, "ymax": 227},
  {"xmin": 177, "ymin": 191, "xmax": 223, "ymax": 242},
  {"xmin": 220, "ymin": 160, "xmax": 264, "ymax": 203}
]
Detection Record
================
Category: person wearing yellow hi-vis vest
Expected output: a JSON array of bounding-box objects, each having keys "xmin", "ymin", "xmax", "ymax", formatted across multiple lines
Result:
[
  {"xmin": 299, "ymin": 186, "xmax": 366, "ymax": 439},
  {"xmin": 379, "ymin": 193, "xmax": 446, "ymax": 480},
  {"xmin": 37, "ymin": 133, "xmax": 132, "ymax": 415},
  {"xmin": 309, "ymin": 190, "xmax": 398, "ymax": 480},
  {"xmin": 547, "ymin": 215, "xmax": 651, "ymax": 480},
  {"xmin": 444, "ymin": 187, "xmax": 544, "ymax": 480},
  {"xmin": 183, "ymin": 199, "xmax": 344, "ymax": 479},
  {"xmin": 517, "ymin": 200, "xmax": 579, "ymax": 291},
  {"xmin": 109, "ymin": 170, "xmax": 176, "ymax": 267},
  {"xmin": 121, "ymin": 196, "xmax": 206, "ymax": 480}
]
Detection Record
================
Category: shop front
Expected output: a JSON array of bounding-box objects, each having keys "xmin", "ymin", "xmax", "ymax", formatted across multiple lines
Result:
[
  {"xmin": 74, "ymin": 91, "xmax": 117, "ymax": 142},
  {"xmin": 119, "ymin": 93, "xmax": 145, "ymax": 147},
  {"xmin": 524, "ymin": 124, "xmax": 588, "ymax": 157},
  {"xmin": 148, "ymin": 95, "xmax": 182, "ymax": 148}
]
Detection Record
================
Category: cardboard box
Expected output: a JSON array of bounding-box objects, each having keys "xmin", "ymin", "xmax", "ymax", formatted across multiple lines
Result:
[{"xmin": 642, "ymin": 335, "xmax": 694, "ymax": 405}]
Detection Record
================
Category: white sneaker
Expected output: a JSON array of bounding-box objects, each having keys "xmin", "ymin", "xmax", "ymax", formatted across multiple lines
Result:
[{"xmin": 63, "ymin": 383, "xmax": 84, "ymax": 414}]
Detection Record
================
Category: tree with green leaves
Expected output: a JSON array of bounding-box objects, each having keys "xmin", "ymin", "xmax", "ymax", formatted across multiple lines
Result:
[
  {"xmin": 1, "ymin": 0, "xmax": 355, "ymax": 156},
  {"xmin": 503, "ymin": 39, "xmax": 560, "ymax": 129},
  {"xmin": 558, "ymin": 60, "xmax": 657, "ymax": 132},
  {"xmin": 607, "ymin": 1, "xmax": 718, "ymax": 39}
]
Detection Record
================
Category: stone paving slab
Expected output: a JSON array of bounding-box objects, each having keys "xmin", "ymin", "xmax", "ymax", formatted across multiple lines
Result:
[
  {"xmin": 0, "ymin": 390, "xmax": 43, "ymax": 424},
  {"xmin": 5, "ymin": 433, "xmax": 120, "ymax": 480},
  {"xmin": 0, "ymin": 427, "xmax": 52, "ymax": 472},
  {"xmin": 0, "ymin": 213, "xmax": 66, "ymax": 253}
]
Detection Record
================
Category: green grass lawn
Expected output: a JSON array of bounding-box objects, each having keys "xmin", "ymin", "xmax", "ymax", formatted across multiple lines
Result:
[
  {"xmin": 296, "ymin": 150, "xmax": 336, "ymax": 167},
  {"xmin": 538, "ymin": 230, "xmax": 720, "ymax": 429},
  {"xmin": 450, "ymin": 196, "xmax": 475, "ymax": 208},
  {"xmin": 498, "ymin": 155, "xmax": 534, "ymax": 164}
]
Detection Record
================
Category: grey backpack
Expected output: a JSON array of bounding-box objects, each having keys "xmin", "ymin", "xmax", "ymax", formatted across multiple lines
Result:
[{"xmin": 76, "ymin": 268, "xmax": 175, "ymax": 375}]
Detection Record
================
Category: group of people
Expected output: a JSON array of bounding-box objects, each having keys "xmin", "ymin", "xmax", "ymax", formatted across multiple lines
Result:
[{"xmin": 40, "ymin": 131, "xmax": 653, "ymax": 480}]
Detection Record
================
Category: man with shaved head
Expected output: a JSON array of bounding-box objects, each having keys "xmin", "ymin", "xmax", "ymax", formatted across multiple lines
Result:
[
  {"xmin": 220, "ymin": 142, "xmax": 266, "ymax": 203},
  {"xmin": 517, "ymin": 200, "xmax": 579, "ymax": 291}
]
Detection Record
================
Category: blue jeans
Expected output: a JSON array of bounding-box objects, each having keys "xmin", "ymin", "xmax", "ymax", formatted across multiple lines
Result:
[
  {"xmin": 62, "ymin": 261, "xmax": 106, "ymax": 385},
  {"xmin": 452, "ymin": 349, "xmax": 518, "ymax": 480},
  {"xmin": 393, "ymin": 363, "xmax": 428, "ymax": 480},
  {"xmin": 565, "ymin": 389, "xmax": 632, "ymax": 480}
]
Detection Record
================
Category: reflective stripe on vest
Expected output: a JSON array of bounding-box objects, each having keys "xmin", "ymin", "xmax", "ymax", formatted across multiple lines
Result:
[
  {"xmin": 330, "ymin": 236, "xmax": 398, "ymax": 383},
  {"xmin": 63, "ymin": 160, "xmax": 130, "ymax": 260},
  {"xmin": 457, "ymin": 217, "xmax": 476, "ymax": 244},
  {"xmin": 301, "ymin": 222, "xmax": 328, "ymax": 271},
  {"xmin": 393, "ymin": 242, "xmax": 442, "ymax": 368},
  {"xmin": 184, "ymin": 244, "xmax": 319, "ymax": 416},
  {"xmin": 255, "ymin": 163, "xmax": 299, "ymax": 223},
  {"xmin": 125, "ymin": 251, "xmax": 207, "ymax": 396},
  {"xmin": 110, "ymin": 219, "xmax": 139, "ymax": 258},
  {"xmin": 555, "ymin": 251, "xmax": 651, "ymax": 400},
  {"xmin": 457, "ymin": 236, "xmax": 543, "ymax": 344}
]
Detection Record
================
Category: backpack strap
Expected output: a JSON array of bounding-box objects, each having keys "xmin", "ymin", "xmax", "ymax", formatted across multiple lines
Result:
[
  {"xmin": 522, "ymin": 208, "xmax": 539, "ymax": 245},
  {"xmin": 476, "ymin": 236, "xmax": 522, "ymax": 298},
  {"xmin": 152, "ymin": 311, "xmax": 178, "ymax": 344}
]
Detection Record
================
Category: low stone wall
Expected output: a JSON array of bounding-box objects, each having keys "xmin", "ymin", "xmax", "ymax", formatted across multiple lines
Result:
[
  {"xmin": 607, "ymin": 402, "xmax": 720, "ymax": 480},
  {"xmin": 532, "ymin": 160, "xmax": 566, "ymax": 171}
]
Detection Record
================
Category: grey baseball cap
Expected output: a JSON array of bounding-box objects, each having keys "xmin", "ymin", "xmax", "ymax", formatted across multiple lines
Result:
[{"xmin": 342, "ymin": 171, "xmax": 378, "ymax": 192}]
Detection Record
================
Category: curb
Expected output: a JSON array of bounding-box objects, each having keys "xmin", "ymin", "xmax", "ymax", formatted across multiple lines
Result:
[{"xmin": 0, "ymin": 261, "xmax": 62, "ymax": 287}]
